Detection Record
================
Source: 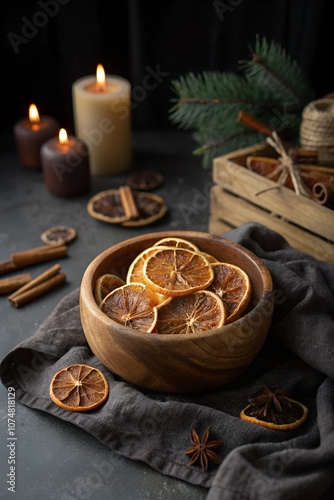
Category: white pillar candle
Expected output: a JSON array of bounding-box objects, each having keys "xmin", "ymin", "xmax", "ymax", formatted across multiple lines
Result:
[{"xmin": 72, "ymin": 65, "xmax": 132, "ymax": 176}]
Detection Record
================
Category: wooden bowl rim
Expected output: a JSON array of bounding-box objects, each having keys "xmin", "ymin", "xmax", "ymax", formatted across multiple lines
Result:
[{"xmin": 80, "ymin": 230, "xmax": 273, "ymax": 341}]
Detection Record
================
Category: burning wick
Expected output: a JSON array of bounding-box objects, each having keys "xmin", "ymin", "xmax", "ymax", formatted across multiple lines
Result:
[
  {"xmin": 96, "ymin": 64, "xmax": 106, "ymax": 92},
  {"xmin": 29, "ymin": 104, "xmax": 40, "ymax": 130},
  {"xmin": 58, "ymin": 128, "xmax": 69, "ymax": 146}
]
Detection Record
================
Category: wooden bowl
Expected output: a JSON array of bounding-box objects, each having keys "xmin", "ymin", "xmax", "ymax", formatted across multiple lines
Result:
[{"xmin": 80, "ymin": 231, "xmax": 274, "ymax": 393}]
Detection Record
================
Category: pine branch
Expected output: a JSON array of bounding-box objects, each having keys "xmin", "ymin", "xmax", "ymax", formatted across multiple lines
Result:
[
  {"xmin": 169, "ymin": 72, "xmax": 276, "ymax": 130},
  {"xmin": 240, "ymin": 35, "xmax": 313, "ymax": 110},
  {"xmin": 193, "ymin": 125, "xmax": 264, "ymax": 168},
  {"xmin": 178, "ymin": 97, "xmax": 226, "ymax": 104},
  {"xmin": 169, "ymin": 35, "xmax": 314, "ymax": 168}
]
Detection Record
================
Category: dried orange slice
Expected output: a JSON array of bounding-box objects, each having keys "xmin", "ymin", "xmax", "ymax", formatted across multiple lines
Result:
[
  {"xmin": 87, "ymin": 189, "xmax": 131, "ymax": 224},
  {"xmin": 207, "ymin": 262, "xmax": 251, "ymax": 323},
  {"xmin": 126, "ymin": 247, "xmax": 171, "ymax": 307},
  {"xmin": 199, "ymin": 251, "xmax": 219, "ymax": 264},
  {"xmin": 153, "ymin": 237, "xmax": 199, "ymax": 252},
  {"xmin": 50, "ymin": 364, "xmax": 109, "ymax": 412},
  {"xmin": 121, "ymin": 192, "xmax": 168, "ymax": 227},
  {"xmin": 94, "ymin": 273, "xmax": 125, "ymax": 305},
  {"xmin": 127, "ymin": 170, "xmax": 164, "ymax": 190},
  {"xmin": 239, "ymin": 386, "xmax": 308, "ymax": 430},
  {"xmin": 100, "ymin": 283, "xmax": 158, "ymax": 332},
  {"xmin": 156, "ymin": 290, "xmax": 226, "ymax": 334},
  {"xmin": 143, "ymin": 248, "xmax": 214, "ymax": 297},
  {"xmin": 126, "ymin": 247, "xmax": 163, "ymax": 284},
  {"xmin": 40, "ymin": 225, "xmax": 77, "ymax": 245}
]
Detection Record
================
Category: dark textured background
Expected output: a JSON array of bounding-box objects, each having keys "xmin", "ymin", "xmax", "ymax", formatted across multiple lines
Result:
[{"xmin": 1, "ymin": 0, "xmax": 334, "ymax": 139}]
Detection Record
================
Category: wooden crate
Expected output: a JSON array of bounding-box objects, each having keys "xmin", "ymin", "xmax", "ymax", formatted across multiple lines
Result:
[{"xmin": 209, "ymin": 142, "xmax": 334, "ymax": 263}]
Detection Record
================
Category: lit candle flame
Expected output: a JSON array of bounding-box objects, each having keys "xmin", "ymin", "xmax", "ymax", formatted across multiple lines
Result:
[
  {"xmin": 59, "ymin": 128, "xmax": 69, "ymax": 145},
  {"xmin": 29, "ymin": 104, "xmax": 40, "ymax": 124},
  {"xmin": 96, "ymin": 64, "xmax": 106, "ymax": 92}
]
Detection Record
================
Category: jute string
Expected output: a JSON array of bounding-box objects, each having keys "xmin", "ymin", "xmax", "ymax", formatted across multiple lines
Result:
[
  {"xmin": 300, "ymin": 98, "xmax": 334, "ymax": 166},
  {"xmin": 266, "ymin": 132, "xmax": 309, "ymax": 197}
]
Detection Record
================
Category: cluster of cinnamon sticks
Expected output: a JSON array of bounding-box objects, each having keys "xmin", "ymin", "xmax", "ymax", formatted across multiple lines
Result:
[{"xmin": 0, "ymin": 243, "xmax": 67, "ymax": 307}]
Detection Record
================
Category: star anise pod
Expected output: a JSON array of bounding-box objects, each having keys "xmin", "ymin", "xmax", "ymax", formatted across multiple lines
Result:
[
  {"xmin": 244, "ymin": 385, "xmax": 306, "ymax": 426},
  {"xmin": 185, "ymin": 428, "xmax": 222, "ymax": 471}
]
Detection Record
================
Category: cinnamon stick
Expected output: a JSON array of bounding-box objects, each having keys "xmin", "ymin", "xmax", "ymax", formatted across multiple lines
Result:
[
  {"xmin": 288, "ymin": 147, "xmax": 318, "ymax": 163},
  {"xmin": 0, "ymin": 273, "xmax": 32, "ymax": 295},
  {"xmin": 11, "ymin": 244, "xmax": 67, "ymax": 268},
  {"xmin": 8, "ymin": 272, "xmax": 66, "ymax": 307},
  {"xmin": 119, "ymin": 185, "xmax": 139, "ymax": 219},
  {"xmin": 8, "ymin": 263, "xmax": 61, "ymax": 301},
  {"xmin": 300, "ymin": 164, "xmax": 334, "ymax": 175},
  {"xmin": 0, "ymin": 259, "xmax": 17, "ymax": 276},
  {"xmin": 238, "ymin": 111, "xmax": 273, "ymax": 137}
]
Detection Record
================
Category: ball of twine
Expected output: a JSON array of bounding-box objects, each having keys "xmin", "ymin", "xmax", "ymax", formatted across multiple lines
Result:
[{"xmin": 300, "ymin": 98, "xmax": 334, "ymax": 166}]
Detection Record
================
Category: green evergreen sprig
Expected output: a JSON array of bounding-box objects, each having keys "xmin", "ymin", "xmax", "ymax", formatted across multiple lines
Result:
[
  {"xmin": 169, "ymin": 36, "xmax": 314, "ymax": 167},
  {"xmin": 240, "ymin": 36, "xmax": 313, "ymax": 111}
]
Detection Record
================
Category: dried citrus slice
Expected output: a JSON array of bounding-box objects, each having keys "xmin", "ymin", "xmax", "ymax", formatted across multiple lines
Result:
[
  {"xmin": 199, "ymin": 251, "xmax": 219, "ymax": 264},
  {"xmin": 40, "ymin": 225, "xmax": 77, "ymax": 245},
  {"xmin": 126, "ymin": 247, "xmax": 171, "ymax": 307},
  {"xmin": 100, "ymin": 283, "xmax": 158, "ymax": 332},
  {"xmin": 239, "ymin": 386, "xmax": 308, "ymax": 430},
  {"xmin": 121, "ymin": 192, "xmax": 168, "ymax": 227},
  {"xmin": 50, "ymin": 364, "xmax": 109, "ymax": 412},
  {"xmin": 207, "ymin": 262, "xmax": 251, "ymax": 323},
  {"xmin": 127, "ymin": 170, "xmax": 164, "ymax": 190},
  {"xmin": 87, "ymin": 189, "xmax": 131, "ymax": 224},
  {"xmin": 94, "ymin": 273, "xmax": 125, "ymax": 305},
  {"xmin": 126, "ymin": 247, "xmax": 163, "ymax": 284},
  {"xmin": 153, "ymin": 237, "xmax": 199, "ymax": 252},
  {"xmin": 156, "ymin": 290, "xmax": 226, "ymax": 334},
  {"xmin": 143, "ymin": 248, "xmax": 214, "ymax": 297}
]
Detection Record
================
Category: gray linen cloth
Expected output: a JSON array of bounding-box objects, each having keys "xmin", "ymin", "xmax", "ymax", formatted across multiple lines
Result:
[{"xmin": 1, "ymin": 222, "xmax": 334, "ymax": 499}]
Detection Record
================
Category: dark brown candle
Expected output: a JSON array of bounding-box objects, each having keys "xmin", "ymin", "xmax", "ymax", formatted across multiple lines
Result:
[
  {"xmin": 13, "ymin": 104, "xmax": 59, "ymax": 169},
  {"xmin": 41, "ymin": 128, "xmax": 90, "ymax": 197}
]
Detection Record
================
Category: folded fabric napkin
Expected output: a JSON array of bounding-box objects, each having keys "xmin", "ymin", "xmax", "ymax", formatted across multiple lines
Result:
[{"xmin": 1, "ymin": 222, "xmax": 334, "ymax": 499}]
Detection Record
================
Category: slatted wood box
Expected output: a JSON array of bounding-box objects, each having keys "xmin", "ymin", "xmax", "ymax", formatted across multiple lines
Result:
[{"xmin": 209, "ymin": 142, "xmax": 334, "ymax": 262}]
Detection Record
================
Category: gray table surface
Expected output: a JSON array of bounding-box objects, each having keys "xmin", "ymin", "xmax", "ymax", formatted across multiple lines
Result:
[{"xmin": 0, "ymin": 130, "xmax": 212, "ymax": 500}]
